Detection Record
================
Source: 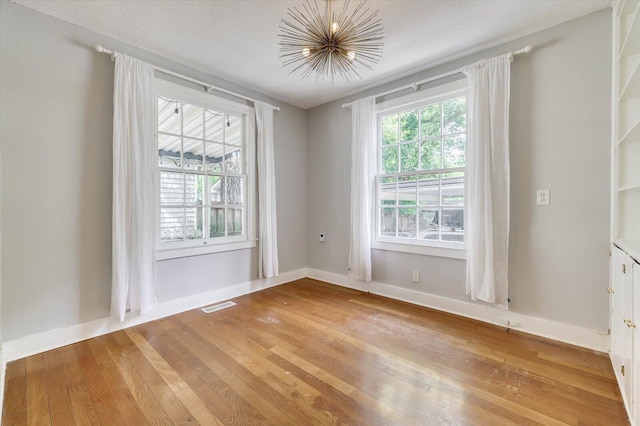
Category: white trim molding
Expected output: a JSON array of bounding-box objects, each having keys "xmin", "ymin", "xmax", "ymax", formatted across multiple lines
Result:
[
  {"xmin": 0, "ymin": 265, "xmax": 610, "ymax": 413},
  {"xmin": 306, "ymin": 268, "xmax": 610, "ymax": 352},
  {"xmin": 1, "ymin": 268, "xmax": 307, "ymax": 364}
]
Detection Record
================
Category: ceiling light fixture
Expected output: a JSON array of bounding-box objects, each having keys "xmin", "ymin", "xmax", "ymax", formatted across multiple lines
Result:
[{"xmin": 278, "ymin": 0, "xmax": 384, "ymax": 82}]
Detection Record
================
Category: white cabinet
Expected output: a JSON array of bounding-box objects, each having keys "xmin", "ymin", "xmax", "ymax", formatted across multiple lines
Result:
[
  {"xmin": 613, "ymin": 0, "xmax": 640, "ymax": 255},
  {"xmin": 611, "ymin": 1, "xmax": 640, "ymax": 422},
  {"xmin": 611, "ymin": 244, "xmax": 640, "ymax": 422}
]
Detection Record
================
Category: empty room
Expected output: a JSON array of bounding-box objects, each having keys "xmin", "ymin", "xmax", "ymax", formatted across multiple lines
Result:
[{"xmin": 0, "ymin": 0, "xmax": 638, "ymax": 424}]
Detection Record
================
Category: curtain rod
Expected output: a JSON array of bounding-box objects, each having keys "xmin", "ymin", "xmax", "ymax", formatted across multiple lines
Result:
[
  {"xmin": 94, "ymin": 45, "xmax": 280, "ymax": 111},
  {"xmin": 342, "ymin": 45, "xmax": 532, "ymax": 109}
]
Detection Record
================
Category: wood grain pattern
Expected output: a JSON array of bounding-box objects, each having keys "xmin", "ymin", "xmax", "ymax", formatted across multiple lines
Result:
[{"xmin": 2, "ymin": 278, "xmax": 629, "ymax": 425}]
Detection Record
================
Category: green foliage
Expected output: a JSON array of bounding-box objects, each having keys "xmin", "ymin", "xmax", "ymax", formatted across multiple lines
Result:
[
  {"xmin": 420, "ymin": 104, "xmax": 440, "ymax": 138},
  {"xmin": 420, "ymin": 138, "xmax": 441, "ymax": 170},
  {"xmin": 382, "ymin": 115, "xmax": 398, "ymax": 145},
  {"xmin": 380, "ymin": 96, "xmax": 466, "ymax": 176},
  {"xmin": 443, "ymin": 97, "xmax": 466, "ymax": 135},
  {"xmin": 382, "ymin": 146, "xmax": 398, "ymax": 174},
  {"xmin": 400, "ymin": 110, "xmax": 418, "ymax": 142},
  {"xmin": 400, "ymin": 142, "xmax": 418, "ymax": 172}
]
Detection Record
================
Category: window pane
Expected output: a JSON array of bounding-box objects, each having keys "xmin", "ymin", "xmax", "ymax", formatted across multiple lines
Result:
[
  {"xmin": 183, "ymin": 138, "xmax": 203, "ymax": 170},
  {"xmin": 420, "ymin": 103, "xmax": 441, "ymax": 138},
  {"xmin": 160, "ymin": 172, "xmax": 184, "ymax": 205},
  {"xmin": 398, "ymin": 175, "xmax": 417, "ymax": 206},
  {"xmin": 443, "ymin": 97, "xmax": 466, "ymax": 135},
  {"xmin": 227, "ymin": 208, "xmax": 243, "ymax": 236},
  {"xmin": 380, "ymin": 208, "xmax": 396, "ymax": 237},
  {"xmin": 420, "ymin": 138, "xmax": 441, "ymax": 170},
  {"xmin": 418, "ymin": 173, "xmax": 439, "ymax": 206},
  {"xmin": 400, "ymin": 143, "xmax": 418, "ymax": 172},
  {"xmin": 441, "ymin": 209, "xmax": 464, "ymax": 242},
  {"xmin": 419, "ymin": 209, "xmax": 439, "ymax": 241},
  {"xmin": 400, "ymin": 110, "xmax": 418, "ymax": 142},
  {"xmin": 442, "ymin": 135, "xmax": 466, "ymax": 168},
  {"xmin": 379, "ymin": 176, "xmax": 397, "ymax": 205},
  {"xmin": 381, "ymin": 145, "xmax": 398, "ymax": 174},
  {"xmin": 195, "ymin": 174, "xmax": 205, "ymax": 206},
  {"xmin": 225, "ymin": 146, "xmax": 242, "ymax": 174},
  {"xmin": 442, "ymin": 172, "xmax": 464, "ymax": 206},
  {"xmin": 226, "ymin": 176, "xmax": 243, "ymax": 205},
  {"xmin": 183, "ymin": 104, "xmax": 204, "ymax": 139},
  {"xmin": 160, "ymin": 207, "xmax": 185, "ymax": 241},
  {"xmin": 226, "ymin": 115, "xmax": 242, "ymax": 146},
  {"xmin": 210, "ymin": 208, "xmax": 225, "ymax": 238},
  {"xmin": 205, "ymin": 142, "xmax": 224, "ymax": 172},
  {"xmin": 158, "ymin": 134, "xmax": 182, "ymax": 168},
  {"xmin": 186, "ymin": 207, "xmax": 204, "ymax": 239},
  {"xmin": 398, "ymin": 207, "xmax": 416, "ymax": 238},
  {"xmin": 205, "ymin": 109, "xmax": 224, "ymax": 142},
  {"xmin": 184, "ymin": 173, "xmax": 200, "ymax": 206},
  {"xmin": 158, "ymin": 97, "xmax": 181, "ymax": 135},
  {"xmin": 210, "ymin": 175, "xmax": 224, "ymax": 204},
  {"xmin": 382, "ymin": 114, "xmax": 398, "ymax": 145}
]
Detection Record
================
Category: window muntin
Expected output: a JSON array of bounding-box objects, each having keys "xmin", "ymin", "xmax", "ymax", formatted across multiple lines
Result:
[
  {"xmin": 156, "ymin": 81, "xmax": 254, "ymax": 256},
  {"xmin": 377, "ymin": 91, "xmax": 466, "ymax": 246}
]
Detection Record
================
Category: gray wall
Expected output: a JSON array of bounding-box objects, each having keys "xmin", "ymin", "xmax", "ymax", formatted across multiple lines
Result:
[
  {"xmin": 307, "ymin": 9, "xmax": 611, "ymax": 331},
  {"xmin": 0, "ymin": 1, "xmax": 611, "ymax": 341},
  {"xmin": 0, "ymin": 1, "xmax": 307, "ymax": 340}
]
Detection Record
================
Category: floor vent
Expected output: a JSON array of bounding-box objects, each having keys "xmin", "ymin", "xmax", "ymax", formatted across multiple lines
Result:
[{"xmin": 201, "ymin": 301, "xmax": 236, "ymax": 313}]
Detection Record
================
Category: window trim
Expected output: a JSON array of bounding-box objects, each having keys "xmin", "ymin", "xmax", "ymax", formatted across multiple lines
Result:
[
  {"xmin": 373, "ymin": 78, "xmax": 468, "ymax": 259},
  {"xmin": 155, "ymin": 79, "xmax": 256, "ymax": 260}
]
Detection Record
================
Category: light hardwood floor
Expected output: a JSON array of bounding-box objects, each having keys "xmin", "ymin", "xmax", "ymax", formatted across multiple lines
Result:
[{"xmin": 2, "ymin": 278, "xmax": 628, "ymax": 425}]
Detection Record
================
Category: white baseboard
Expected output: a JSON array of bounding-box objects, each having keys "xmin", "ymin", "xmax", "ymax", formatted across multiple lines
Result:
[
  {"xmin": 1, "ymin": 268, "xmax": 307, "ymax": 364},
  {"xmin": 307, "ymin": 268, "xmax": 610, "ymax": 353},
  {"xmin": 0, "ymin": 265, "xmax": 610, "ymax": 417}
]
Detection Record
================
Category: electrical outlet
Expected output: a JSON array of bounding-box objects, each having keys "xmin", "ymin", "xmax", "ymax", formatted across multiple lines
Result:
[
  {"xmin": 536, "ymin": 189, "xmax": 550, "ymax": 205},
  {"xmin": 319, "ymin": 232, "xmax": 326, "ymax": 242},
  {"xmin": 412, "ymin": 271, "xmax": 420, "ymax": 283}
]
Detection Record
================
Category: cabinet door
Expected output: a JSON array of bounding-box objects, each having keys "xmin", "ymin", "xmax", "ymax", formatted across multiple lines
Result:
[
  {"xmin": 612, "ymin": 246, "xmax": 626, "ymax": 381},
  {"xmin": 633, "ymin": 259, "xmax": 640, "ymax": 423},
  {"xmin": 624, "ymin": 254, "xmax": 634, "ymax": 415}
]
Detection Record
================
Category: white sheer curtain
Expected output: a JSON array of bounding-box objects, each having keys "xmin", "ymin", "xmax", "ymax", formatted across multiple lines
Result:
[
  {"xmin": 462, "ymin": 54, "xmax": 511, "ymax": 308},
  {"xmin": 112, "ymin": 53, "xmax": 157, "ymax": 321},
  {"xmin": 255, "ymin": 102, "xmax": 279, "ymax": 278},
  {"xmin": 348, "ymin": 97, "xmax": 376, "ymax": 282}
]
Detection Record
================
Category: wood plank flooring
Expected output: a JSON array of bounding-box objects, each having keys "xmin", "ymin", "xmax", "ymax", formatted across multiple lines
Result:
[{"xmin": 2, "ymin": 278, "xmax": 628, "ymax": 425}]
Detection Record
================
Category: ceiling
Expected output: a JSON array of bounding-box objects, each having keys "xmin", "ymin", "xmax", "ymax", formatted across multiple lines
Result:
[{"xmin": 12, "ymin": 0, "xmax": 610, "ymax": 109}]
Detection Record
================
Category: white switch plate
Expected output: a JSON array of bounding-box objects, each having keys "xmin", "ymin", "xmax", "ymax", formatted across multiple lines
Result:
[
  {"xmin": 536, "ymin": 189, "xmax": 550, "ymax": 206},
  {"xmin": 412, "ymin": 271, "xmax": 420, "ymax": 283}
]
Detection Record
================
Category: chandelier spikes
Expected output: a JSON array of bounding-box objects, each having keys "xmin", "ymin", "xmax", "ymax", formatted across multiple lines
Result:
[{"xmin": 278, "ymin": 0, "xmax": 384, "ymax": 82}]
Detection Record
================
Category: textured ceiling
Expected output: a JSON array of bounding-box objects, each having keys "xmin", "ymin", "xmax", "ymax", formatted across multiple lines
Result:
[{"xmin": 12, "ymin": 0, "xmax": 610, "ymax": 109}]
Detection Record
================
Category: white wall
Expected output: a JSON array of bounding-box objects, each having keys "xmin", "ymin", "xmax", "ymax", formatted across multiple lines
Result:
[
  {"xmin": 307, "ymin": 9, "xmax": 612, "ymax": 331},
  {"xmin": 0, "ymin": 1, "xmax": 307, "ymax": 341}
]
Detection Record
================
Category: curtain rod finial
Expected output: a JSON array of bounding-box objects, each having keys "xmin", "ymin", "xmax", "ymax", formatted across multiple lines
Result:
[
  {"xmin": 94, "ymin": 44, "xmax": 105, "ymax": 53},
  {"xmin": 523, "ymin": 45, "xmax": 532, "ymax": 53}
]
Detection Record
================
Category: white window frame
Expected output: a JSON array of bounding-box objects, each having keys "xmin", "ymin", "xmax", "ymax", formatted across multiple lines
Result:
[
  {"xmin": 372, "ymin": 79, "xmax": 467, "ymax": 260},
  {"xmin": 155, "ymin": 79, "xmax": 256, "ymax": 260}
]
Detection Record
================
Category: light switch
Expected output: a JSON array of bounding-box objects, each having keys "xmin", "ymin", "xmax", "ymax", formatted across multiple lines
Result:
[{"xmin": 536, "ymin": 189, "xmax": 550, "ymax": 206}]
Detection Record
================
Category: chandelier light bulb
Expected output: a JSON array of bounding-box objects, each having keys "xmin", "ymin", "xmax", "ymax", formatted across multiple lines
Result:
[{"xmin": 278, "ymin": 0, "xmax": 384, "ymax": 82}]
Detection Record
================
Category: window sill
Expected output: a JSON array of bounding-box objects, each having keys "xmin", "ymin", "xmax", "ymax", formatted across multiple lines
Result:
[
  {"xmin": 156, "ymin": 239, "xmax": 256, "ymax": 261},
  {"xmin": 371, "ymin": 240, "xmax": 466, "ymax": 260}
]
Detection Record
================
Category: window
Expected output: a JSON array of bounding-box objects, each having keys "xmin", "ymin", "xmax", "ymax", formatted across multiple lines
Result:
[
  {"xmin": 374, "ymin": 81, "xmax": 467, "ymax": 257},
  {"xmin": 156, "ymin": 80, "xmax": 255, "ymax": 260}
]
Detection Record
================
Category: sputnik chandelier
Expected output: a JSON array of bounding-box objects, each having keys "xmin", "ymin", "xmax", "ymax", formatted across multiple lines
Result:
[{"xmin": 278, "ymin": 0, "xmax": 384, "ymax": 82}]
